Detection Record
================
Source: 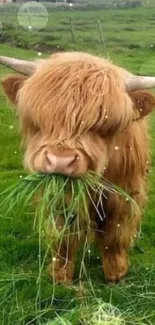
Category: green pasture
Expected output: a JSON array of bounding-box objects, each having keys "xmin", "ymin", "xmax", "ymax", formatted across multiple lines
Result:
[
  {"xmin": 1, "ymin": 5, "xmax": 155, "ymax": 73},
  {"xmin": 0, "ymin": 5, "xmax": 155, "ymax": 325}
]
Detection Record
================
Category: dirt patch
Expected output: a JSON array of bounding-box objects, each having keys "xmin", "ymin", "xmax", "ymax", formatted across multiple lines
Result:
[
  {"xmin": 34, "ymin": 43, "xmax": 65, "ymax": 54},
  {"xmin": 0, "ymin": 35, "xmax": 65, "ymax": 54}
]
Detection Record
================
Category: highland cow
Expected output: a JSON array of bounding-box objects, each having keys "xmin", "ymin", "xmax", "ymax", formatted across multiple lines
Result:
[{"xmin": 1, "ymin": 52, "xmax": 155, "ymax": 283}]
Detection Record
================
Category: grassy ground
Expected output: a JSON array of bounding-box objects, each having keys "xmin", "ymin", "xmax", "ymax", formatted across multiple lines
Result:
[{"xmin": 0, "ymin": 5, "xmax": 155, "ymax": 325}]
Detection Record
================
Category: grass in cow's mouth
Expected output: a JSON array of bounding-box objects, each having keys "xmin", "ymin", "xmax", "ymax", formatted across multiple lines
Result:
[{"xmin": 0, "ymin": 171, "xmax": 137, "ymax": 231}]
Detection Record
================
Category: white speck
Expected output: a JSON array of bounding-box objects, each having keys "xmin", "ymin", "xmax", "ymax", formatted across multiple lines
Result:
[
  {"xmin": 19, "ymin": 175, "xmax": 23, "ymax": 179},
  {"xmin": 104, "ymin": 166, "xmax": 107, "ymax": 170},
  {"xmin": 57, "ymin": 45, "xmax": 60, "ymax": 48},
  {"xmin": 105, "ymin": 115, "xmax": 108, "ymax": 119},
  {"xmin": 140, "ymin": 108, "xmax": 143, "ymax": 112},
  {"xmin": 134, "ymin": 234, "xmax": 137, "ymax": 238},
  {"xmin": 69, "ymin": 3, "xmax": 73, "ymax": 6},
  {"xmin": 126, "ymin": 198, "xmax": 129, "ymax": 202},
  {"xmin": 37, "ymin": 254, "xmax": 40, "ymax": 258},
  {"xmin": 151, "ymin": 44, "xmax": 154, "ymax": 48},
  {"xmin": 76, "ymin": 156, "xmax": 80, "ymax": 160},
  {"xmin": 28, "ymin": 25, "xmax": 32, "ymax": 30},
  {"xmin": 59, "ymin": 226, "xmax": 62, "ymax": 229},
  {"xmin": 81, "ymin": 121, "xmax": 84, "ymax": 124},
  {"xmin": 9, "ymin": 125, "xmax": 14, "ymax": 129},
  {"xmin": 146, "ymin": 267, "xmax": 149, "ymax": 270},
  {"xmin": 115, "ymin": 146, "xmax": 119, "ymax": 151},
  {"xmin": 88, "ymin": 249, "xmax": 91, "ymax": 254},
  {"xmin": 38, "ymin": 52, "xmax": 42, "ymax": 56},
  {"xmin": 53, "ymin": 257, "xmax": 57, "ymax": 262},
  {"xmin": 105, "ymin": 246, "xmax": 108, "ymax": 250},
  {"xmin": 97, "ymin": 256, "xmax": 100, "ymax": 259},
  {"xmin": 117, "ymin": 224, "xmax": 121, "ymax": 227},
  {"xmin": 146, "ymin": 161, "xmax": 149, "ymax": 164},
  {"xmin": 130, "ymin": 147, "xmax": 133, "ymax": 150},
  {"xmin": 14, "ymin": 151, "xmax": 17, "ymax": 154}
]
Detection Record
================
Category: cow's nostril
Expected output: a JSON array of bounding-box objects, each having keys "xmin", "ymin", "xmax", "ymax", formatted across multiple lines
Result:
[
  {"xmin": 68, "ymin": 154, "xmax": 79, "ymax": 166},
  {"xmin": 46, "ymin": 152, "xmax": 58, "ymax": 172}
]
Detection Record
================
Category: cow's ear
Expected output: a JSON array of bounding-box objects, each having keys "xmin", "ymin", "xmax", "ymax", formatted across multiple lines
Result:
[
  {"xmin": 2, "ymin": 75, "xmax": 27, "ymax": 105},
  {"xmin": 129, "ymin": 90, "xmax": 155, "ymax": 119}
]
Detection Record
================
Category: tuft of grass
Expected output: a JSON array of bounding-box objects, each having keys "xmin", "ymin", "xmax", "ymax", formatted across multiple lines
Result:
[{"xmin": 43, "ymin": 297, "xmax": 150, "ymax": 325}]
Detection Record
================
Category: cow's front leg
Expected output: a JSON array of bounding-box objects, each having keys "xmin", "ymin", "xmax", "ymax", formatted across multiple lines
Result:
[
  {"xmin": 46, "ymin": 216, "xmax": 80, "ymax": 284},
  {"xmin": 97, "ymin": 231, "xmax": 129, "ymax": 282},
  {"xmin": 48, "ymin": 236, "xmax": 78, "ymax": 284},
  {"xmin": 96, "ymin": 203, "xmax": 141, "ymax": 282}
]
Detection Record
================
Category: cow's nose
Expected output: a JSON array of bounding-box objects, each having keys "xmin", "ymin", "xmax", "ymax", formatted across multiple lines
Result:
[{"xmin": 45, "ymin": 151, "xmax": 78, "ymax": 175}]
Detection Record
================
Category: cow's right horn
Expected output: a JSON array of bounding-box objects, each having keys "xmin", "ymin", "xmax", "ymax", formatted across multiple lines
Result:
[
  {"xmin": 0, "ymin": 56, "xmax": 36, "ymax": 76},
  {"xmin": 125, "ymin": 75, "xmax": 155, "ymax": 91}
]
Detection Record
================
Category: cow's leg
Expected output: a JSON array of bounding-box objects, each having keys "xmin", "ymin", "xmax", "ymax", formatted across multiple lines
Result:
[
  {"xmin": 48, "ymin": 235, "xmax": 77, "ymax": 284},
  {"xmin": 96, "ymin": 194, "xmax": 142, "ymax": 282},
  {"xmin": 95, "ymin": 118, "xmax": 148, "ymax": 282},
  {"xmin": 46, "ymin": 216, "xmax": 84, "ymax": 284}
]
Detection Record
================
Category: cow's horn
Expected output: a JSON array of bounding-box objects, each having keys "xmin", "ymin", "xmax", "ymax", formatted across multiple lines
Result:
[
  {"xmin": 0, "ymin": 56, "xmax": 36, "ymax": 75},
  {"xmin": 126, "ymin": 75, "xmax": 155, "ymax": 91},
  {"xmin": 1, "ymin": 56, "xmax": 155, "ymax": 91}
]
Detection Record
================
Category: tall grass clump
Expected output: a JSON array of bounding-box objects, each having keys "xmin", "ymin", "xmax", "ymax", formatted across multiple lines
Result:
[{"xmin": 43, "ymin": 298, "xmax": 149, "ymax": 325}]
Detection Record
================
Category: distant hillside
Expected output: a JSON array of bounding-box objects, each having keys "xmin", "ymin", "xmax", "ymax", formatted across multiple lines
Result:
[
  {"xmin": 42, "ymin": 0, "xmax": 142, "ymax": 9},
  {"xmin": 71, "ymin": 0, "xmax": 154, "ymax": 6},
  {"xmin": 59, "ymin": 0, "xmax": 155, "ymax": 8},
  {"xmin": 2, "ymin": 0, "xmax": 155, "ymax": 9}
]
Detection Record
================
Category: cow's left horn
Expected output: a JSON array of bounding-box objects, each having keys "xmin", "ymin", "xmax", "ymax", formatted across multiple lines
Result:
[
  {"xmin": 126, "ymin": 75, "xmax": 155, "ymax": 91},
  {"xmin": 0, "ymin": 56, "xmax": 36, "ymax": 75}
]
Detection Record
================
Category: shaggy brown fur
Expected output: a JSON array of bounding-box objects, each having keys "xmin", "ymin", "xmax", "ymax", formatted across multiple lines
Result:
[{"xmin": 2, "ymin": 52, "xmax": 155, "ymax": 283}]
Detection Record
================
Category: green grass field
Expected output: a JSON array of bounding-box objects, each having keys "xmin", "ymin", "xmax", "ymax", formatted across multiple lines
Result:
[{"xmin": 0, "ymin": 4, "xmax": 155, "ymax": 325}]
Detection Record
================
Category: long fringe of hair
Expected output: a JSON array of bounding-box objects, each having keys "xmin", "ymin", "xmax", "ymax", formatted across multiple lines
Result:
[{"xmin": 17, "ymin": 52, "xmax": 134, "ymax": 145}]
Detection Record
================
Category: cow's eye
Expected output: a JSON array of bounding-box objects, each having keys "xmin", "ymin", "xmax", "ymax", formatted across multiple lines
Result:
[
  {"xmin": 34, "ymin": 125, "xmax": 40, "ymax": 133},
  {"xmin": 26, "ymin": 121, "xmax": 41, "ymax": 135}
]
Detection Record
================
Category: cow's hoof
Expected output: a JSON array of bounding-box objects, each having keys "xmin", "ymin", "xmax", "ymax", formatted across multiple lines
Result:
[
  {"xmin": 47, "ymin": 264, "xmax": 73, "ymax": 285},
  {"xmin": 103, "ymin": 252, "xmax": 128, "ymax": 283},
  {"xmin": 106, "ymin": 269, "xmax": 127, "ymax": 283}
]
